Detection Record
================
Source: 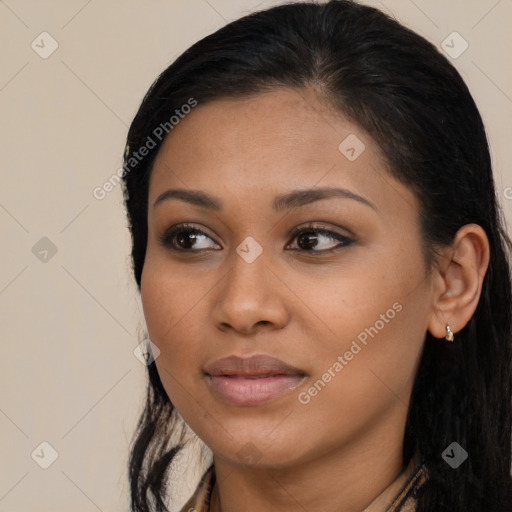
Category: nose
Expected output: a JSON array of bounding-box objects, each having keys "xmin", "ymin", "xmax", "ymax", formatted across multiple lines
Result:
[{"xmin": 212, "ymin": 249, "xmax": 289, "ymax": 336}]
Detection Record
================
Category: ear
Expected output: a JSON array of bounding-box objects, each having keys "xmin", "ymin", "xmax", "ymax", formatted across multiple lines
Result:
[{"xmin": 427, "ymin": 224, "xmax": 490, "ymax": 339}]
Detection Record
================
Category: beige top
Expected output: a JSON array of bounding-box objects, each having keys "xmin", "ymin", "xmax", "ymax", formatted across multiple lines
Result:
[{"xmin": 179, "ymin": 455, "xmax": 428, "ymax": 512}]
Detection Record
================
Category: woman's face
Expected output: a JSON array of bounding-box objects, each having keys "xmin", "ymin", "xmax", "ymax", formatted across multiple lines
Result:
[{"xmin": 141, "ymin": 87, "xmax": 435, "ymax": 469}]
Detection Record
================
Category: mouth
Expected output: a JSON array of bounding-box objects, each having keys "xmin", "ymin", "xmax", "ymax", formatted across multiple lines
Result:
[{"xmin": 204, "ymin": 354, "xmax": 307, "ymax": 406}]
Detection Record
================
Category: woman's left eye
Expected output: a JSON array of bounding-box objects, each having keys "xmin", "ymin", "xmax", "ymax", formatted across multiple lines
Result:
[
  {"xmin": 158, "ymin": 222, "xmax": 354, "ymax": 254},
  {"xmin": 286, "ymin": 224, "xmax": 354, "ymax": 254}
]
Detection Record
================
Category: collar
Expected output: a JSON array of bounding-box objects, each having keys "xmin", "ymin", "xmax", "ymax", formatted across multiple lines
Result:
[{"xmin": 179, "ymin": 455, "xmax": 427, "ymax": 512}]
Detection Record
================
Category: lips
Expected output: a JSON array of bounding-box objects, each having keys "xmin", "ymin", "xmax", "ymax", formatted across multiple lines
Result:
[
  {"xmin": 204, "ymin": 354, "xmax": 307, "ymax": 406},
  {"xmin": 204, "ymin": 354, "xmax": 306, "ymax": 377}
]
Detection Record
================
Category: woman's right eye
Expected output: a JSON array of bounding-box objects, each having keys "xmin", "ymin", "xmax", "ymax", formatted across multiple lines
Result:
[{"xmin": 159, "ymin": 224, "xmax": 221, "ymax": 251}]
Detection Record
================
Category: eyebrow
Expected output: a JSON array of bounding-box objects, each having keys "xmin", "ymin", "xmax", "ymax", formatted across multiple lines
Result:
[{"xmin": 153, "ymin": 186, "xmax": 377, "ymax": 212}]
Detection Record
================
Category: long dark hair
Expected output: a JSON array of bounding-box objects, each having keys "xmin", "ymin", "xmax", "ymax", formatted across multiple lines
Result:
[{"xmin": 121, "ymin": 1, "xmax": 512, "ymax": 510}]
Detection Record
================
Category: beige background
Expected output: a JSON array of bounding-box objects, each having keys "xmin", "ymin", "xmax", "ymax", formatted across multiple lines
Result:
[{"xmin": 1, "ymin": 0, "xmax": 511, "ymax": 511}]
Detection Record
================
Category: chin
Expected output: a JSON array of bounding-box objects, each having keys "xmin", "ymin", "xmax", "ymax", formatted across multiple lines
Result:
[{"xmin": 205, "ymin": 431, "xmax": 310, "ymax": 470}]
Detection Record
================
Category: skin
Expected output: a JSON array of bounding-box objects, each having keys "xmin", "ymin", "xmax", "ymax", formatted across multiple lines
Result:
[{"xmin": 140, "ymin": 87, "xmax": 489, "ymax": 512}]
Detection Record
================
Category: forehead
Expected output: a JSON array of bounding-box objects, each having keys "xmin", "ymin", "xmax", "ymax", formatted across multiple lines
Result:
[
  {"xmin": 148, "ymin": 87, "xmax": 418, "ymax": 218},
  {"xmin": 152, "ymin": 87, "xmax": 362, "ymax": 174}
]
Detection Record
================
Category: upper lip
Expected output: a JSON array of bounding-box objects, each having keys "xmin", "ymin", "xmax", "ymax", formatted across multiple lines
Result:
[{"xmin": 204, "ymin": 354, "xmax": 306, "ymax": 377}]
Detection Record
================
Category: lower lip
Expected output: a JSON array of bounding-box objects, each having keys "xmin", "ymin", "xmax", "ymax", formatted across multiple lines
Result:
[{"xmin": 206, "ymin": 374, "xmax": 306, "ymax": 406}]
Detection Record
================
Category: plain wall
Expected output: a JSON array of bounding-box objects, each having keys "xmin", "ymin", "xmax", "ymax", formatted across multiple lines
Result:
[{"xmin": 1, "ymin": 0, "xmax": 511, "ymax": 510}]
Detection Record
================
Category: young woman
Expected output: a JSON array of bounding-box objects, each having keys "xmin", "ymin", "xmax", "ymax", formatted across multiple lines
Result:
[{"xmin": 121, "ymin": 1, "xmax": 512, "ymax": 510}]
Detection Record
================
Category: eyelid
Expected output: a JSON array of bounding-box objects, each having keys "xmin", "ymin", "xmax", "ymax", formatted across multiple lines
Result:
[{"xmin": 287, "ymin": 221, "xmax": 355, "ymax": 241}]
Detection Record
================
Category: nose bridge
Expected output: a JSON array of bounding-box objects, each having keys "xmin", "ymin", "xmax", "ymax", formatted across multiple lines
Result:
[
  {"xmin": 226, "ymin": 238, "xmax": 270, "ymax": 303},
  {"xmin": 213, "ymin": 237, "xmax": 288, "ymax": 332}
]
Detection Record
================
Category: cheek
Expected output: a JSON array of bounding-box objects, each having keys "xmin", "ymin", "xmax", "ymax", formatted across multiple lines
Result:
[
  {"xmin": 301, "ymin": 247, "xmax": 428, "ymax": 395},
  {"xmin": 140, "ymin": 260, "xmax": 206, "ymax": 378},
  {"xmin": 141, "ymin": 256, "xmax": 202, "ymax": 340},
  {"xmin": 140, "ymin": 257, "xmax": 230, "ymax": 414},
  {"xmin": 291, "ymin": 252, "xmax": 420, "ymax": 346}
]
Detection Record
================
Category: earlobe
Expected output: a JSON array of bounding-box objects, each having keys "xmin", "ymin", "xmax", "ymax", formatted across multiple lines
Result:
[{"xmin": 427, "ymin": 224, "xmax": 490, "ymax": 340}]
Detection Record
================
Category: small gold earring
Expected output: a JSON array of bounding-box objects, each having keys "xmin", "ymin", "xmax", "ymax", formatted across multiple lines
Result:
[{"xmin": 445, "ymin": 325, "xmax": 454, "ymax": 342}]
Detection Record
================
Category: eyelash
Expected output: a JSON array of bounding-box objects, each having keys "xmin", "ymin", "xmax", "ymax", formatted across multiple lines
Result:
[{"xmin": 158, "ymin": 222, "xmax": 355, "ymax": 255}]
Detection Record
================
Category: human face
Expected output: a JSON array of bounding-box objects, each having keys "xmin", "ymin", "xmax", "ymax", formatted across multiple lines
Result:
[{"xmin": 141, "ymin": 87, "xmax": 433, "ymax": 469}]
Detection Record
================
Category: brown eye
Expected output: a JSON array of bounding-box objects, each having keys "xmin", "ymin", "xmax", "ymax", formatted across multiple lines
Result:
[
  {"xmin": 287, "ymin": 224, "xmax": 354, "ymax": 254},
  {"xmin": 159, "ymin": 224, "xmax": 221, "ymax": 251}
]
